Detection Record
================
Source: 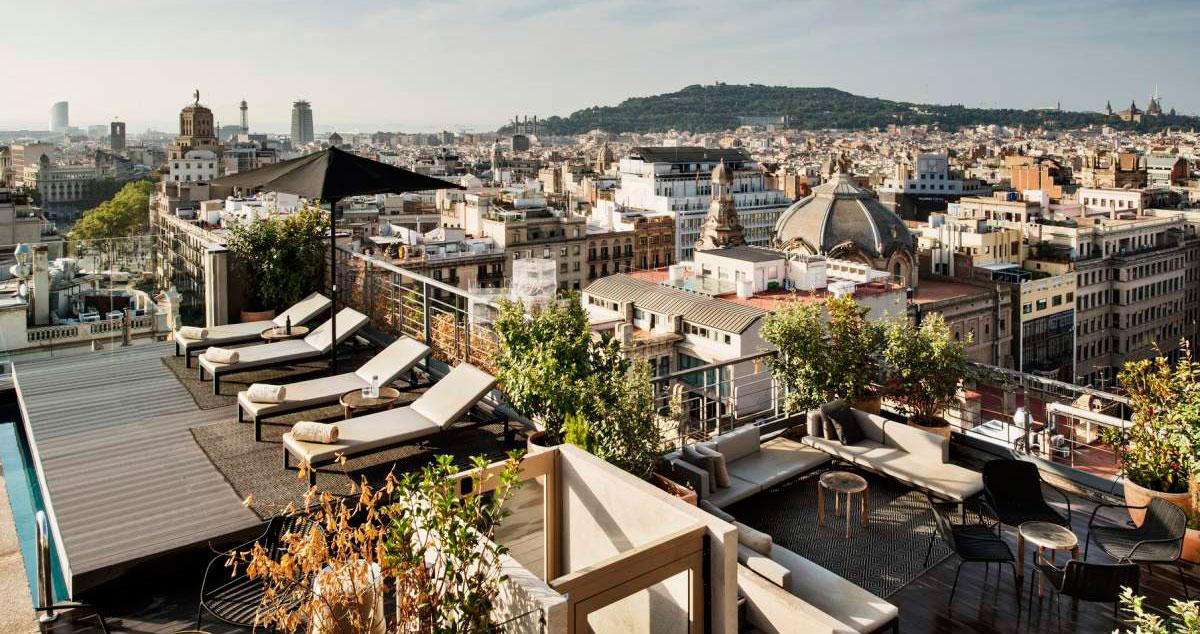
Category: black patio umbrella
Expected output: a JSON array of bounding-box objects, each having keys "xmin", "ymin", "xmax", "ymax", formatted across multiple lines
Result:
[{"xmin": 213, "ymin": 145, "xmax": 464, "ymax": 373}]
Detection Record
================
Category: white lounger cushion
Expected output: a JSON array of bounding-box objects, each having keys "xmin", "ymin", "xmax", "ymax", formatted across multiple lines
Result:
[
  {"xmin": 199, "ymin": 308, "xmax": 369, "ymax": 375},
  {"xmin": 177, "ymin": 293, "xmax": 331, "ymax": 353},
  {"xmin": 354, "ymin": 337, "xmax": 430, "ymax": 384},
  {"xmin": 282, "ymin": 363, "xmax": 496, "ymax": 465},
  {"xmin": 241, "ymin": 373, "xmax": 368, "ymax": 418},
  {"xmin": 272, "ymin": 292, "xmax": 332, "ymax": 327},
  {"xmin": 285, "ymin": 407, "xmax": 441, "ymax": 464},
  {"xmin": 237, "ymin": 337, "xmax": 430, "ymax": 418}
]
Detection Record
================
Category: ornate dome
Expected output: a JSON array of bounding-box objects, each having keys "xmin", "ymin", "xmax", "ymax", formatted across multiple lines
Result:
[{"xmin": 774, "ymin": 172, "xmax": 913, "ymax": 261}]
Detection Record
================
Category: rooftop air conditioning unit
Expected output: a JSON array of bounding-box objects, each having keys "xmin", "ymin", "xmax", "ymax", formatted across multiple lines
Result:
[{"xmin": 829, "ymin": 280, "xmax": 857, "ymax": 298}]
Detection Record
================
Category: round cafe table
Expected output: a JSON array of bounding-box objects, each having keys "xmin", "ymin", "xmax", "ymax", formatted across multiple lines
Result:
[
  {"xmin": 259, "ymin": 325, "xmax": 310, "ymax": 342},
  {"xmin": 1018, "ymin": 521, "xmax": 1079, "ymax": 596},
  {"xmin": 817, "ymin": 470, "xmax": 869, "ymax": 537},
  {"xmin": 339, "ymin": 387, "xmax": 401, "ymax": 420}
]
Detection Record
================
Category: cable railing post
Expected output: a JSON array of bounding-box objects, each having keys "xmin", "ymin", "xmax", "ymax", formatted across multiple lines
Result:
[{"xmin": 36, "ymin": 510, "xmax": 55, "ymax": 623}]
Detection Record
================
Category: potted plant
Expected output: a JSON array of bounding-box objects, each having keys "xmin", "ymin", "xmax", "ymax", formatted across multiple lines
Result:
[
  {"xmin": 225, "ymin": 203, "xmax": 327, "ymax": 322},
  {"xmin": 761, "ymin": 294, "xmax": 883, "ymax": 413},
  {"xmin": 233, "ymin": 453, "xmax": 521, "ymax": 632},
  {"xmin": 883, "ymin": 313, "xmax": 967, "ymax": 439},
  {"xmin": 1100, "ymin": 344, "xmax": 1199, "ymax": 524}
]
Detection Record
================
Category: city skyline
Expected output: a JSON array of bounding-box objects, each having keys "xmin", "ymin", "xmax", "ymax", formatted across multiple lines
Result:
[{"xmin": 2, "ymin": 0, "xmax": 1198, "ymax": 133}]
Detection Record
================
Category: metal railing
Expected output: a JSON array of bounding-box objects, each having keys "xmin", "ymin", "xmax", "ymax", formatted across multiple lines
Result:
[{"xmin": 331, "ymin": 244, "xmax": 1131, "ymax": 493}]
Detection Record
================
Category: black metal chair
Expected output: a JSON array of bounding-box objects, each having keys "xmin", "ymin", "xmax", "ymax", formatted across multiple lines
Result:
[
  {"xmin": 982, "ymin": 459, "xmax": 1071, "ymax": 529},
  {"xmin": 1029, "ymin": 559, "xmax": 1140, "ymax": 629},
  {"xmin": 196, "ymin": 513, "xmax": 314, "ymax": 630},
  {"xmin": 1085, "ymin": 497, "xmax": 1189, "ymax": 599},
  {"xmin": 925, "ymin": 492, "xmax": 1019, "ymax": 607}
]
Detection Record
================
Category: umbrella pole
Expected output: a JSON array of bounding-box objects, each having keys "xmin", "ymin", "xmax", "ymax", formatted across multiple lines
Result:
[{"xmin": 329, "ymin": 197, "xmax": 339, "ymax": 375}]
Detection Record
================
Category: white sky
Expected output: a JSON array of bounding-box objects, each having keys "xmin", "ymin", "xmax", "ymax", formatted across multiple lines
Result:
[{"xmin": 1, "ymin": 0, "xmax": 1196, "ymax": 133}]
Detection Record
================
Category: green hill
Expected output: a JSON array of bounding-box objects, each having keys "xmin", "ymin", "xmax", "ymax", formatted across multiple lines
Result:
[{"xmin": 505, "ymin": 84, "xmax": 1195, "ymax": 135}]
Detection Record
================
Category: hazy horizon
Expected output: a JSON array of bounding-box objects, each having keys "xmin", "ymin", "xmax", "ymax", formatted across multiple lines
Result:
[{"xmin": 2, "ymin": 0, "xmax": 1197, "ymax": 134}]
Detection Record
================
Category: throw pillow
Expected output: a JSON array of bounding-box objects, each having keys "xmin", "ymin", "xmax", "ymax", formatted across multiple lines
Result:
[
  {"xmin": 821, "ymin": 399, "xmax": 865, "ymax": 445},
  {"xmin": 699, "ymin": 499, "xmax": 735, "ymax": 523},
  {"xmin": 696, "ymin": 444, "xmax": 732, "ymax": 488},
  {"xmin": 681, "ymin": 445, "xmax": 717, "ymax": 494},
  {"xmin": 733, "ymin": 521, "xmax": 772, "ymax": 556}
]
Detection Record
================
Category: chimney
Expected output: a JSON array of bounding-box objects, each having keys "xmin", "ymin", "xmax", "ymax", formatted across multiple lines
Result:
[{"xmin": 32, "ymin": 244, "xmax": 50, "ymax": 326}]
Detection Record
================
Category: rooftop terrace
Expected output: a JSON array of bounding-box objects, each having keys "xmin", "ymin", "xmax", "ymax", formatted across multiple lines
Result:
[{"xmin": 2, "ymin": 247, "xmax": 1193, "ymax": 632}]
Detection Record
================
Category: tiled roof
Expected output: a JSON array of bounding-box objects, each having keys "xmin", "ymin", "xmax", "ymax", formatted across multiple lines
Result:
[{"xmin": 583, "ymin": 274, "xmax": 765, "ymax": 334}]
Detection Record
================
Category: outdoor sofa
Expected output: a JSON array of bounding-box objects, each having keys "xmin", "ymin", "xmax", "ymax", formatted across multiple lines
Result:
[
  {"xmin": 175, "ymin": 292, "xmax": 331, "ymax": 367},
  {"xmin": 281, "ymin": 362, "xmax": 497, "ymax": 485},
  {"xmin": 802, "ymin": 402, "xmax": 984, "ymax": 503},
  {"xmin": 197, "ymin": 307, "xmax": 369, "ymax": 394},
  {"xmin": 701, "ymin": 501, "xmax": 899, "ymax": 633},
  {"xmin": 665, "ymin": 424, "xmax": 831, "ymax": 507},
  {"xmin": 237, "ymin": 336, "xmax": 431, "ymax": 440}
]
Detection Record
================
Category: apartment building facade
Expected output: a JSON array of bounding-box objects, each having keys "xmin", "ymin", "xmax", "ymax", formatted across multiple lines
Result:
[{"xmin": 614, "ymin": 147, "xmax": 790, "ymax": 262}]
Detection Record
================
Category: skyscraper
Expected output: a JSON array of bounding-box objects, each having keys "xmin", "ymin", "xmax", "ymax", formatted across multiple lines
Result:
[
  {"xmin": 110, "ymin": 120, "xmax": 126, "ymax": 152},
  {"xmin": 49, "ymin": 101, "xmax": 69, "ymax": 133},
  {"xmin": 291, "ymin": 100, "xmax": 314, "ymax": 145}
]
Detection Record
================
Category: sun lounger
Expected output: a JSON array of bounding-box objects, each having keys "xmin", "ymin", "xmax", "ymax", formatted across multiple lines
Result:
[
  {"xmin": 175, "ymin": 292, "xmax": 331, "ymax": 367},
  {"xmin": 282, "ymin": 363, "xmax": 497, "ymax": 485},
  {"xmin": 238, "ymin": 336, "xmax": 431, "ymax": 440},
  {"xmin": 197, "ymin": 307, "xmax": 369, "ymax": 394}
]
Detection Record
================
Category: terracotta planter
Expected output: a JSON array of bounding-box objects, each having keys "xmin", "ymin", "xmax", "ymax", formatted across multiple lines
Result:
[
  {"xmin": 909, "ymin": 415, "xmax": 952, "ymax": 440},
  {"xmin": 650, "ymin": 472, "xmax": 697, "ymax": 505},
  {"xmin": 526, "ymin": 430, "xmax": 556, "ymax": 455},
  {"xmin": 1123, "ymin": 478, "xmax": 1192, "ymax": 526},
  {"xmin": 849, "ymin": 395, "xmax": 882, "ymax": 415},
  {"xmin": 1183, "ymin": 528, "xmax": 1200, "ymax": 564},
  {"xmin": 240, "ymin": 308, "xmax": 276, "ymax": 323}
]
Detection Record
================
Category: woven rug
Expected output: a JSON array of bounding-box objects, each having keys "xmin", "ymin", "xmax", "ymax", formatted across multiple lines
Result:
[
  {"xmin": 189, "ymin": 389, "xmax": 523, "ymax": 520},
  {"xmin": 725, "ymin": 469, "xmax": 954, "ymax": 598}
]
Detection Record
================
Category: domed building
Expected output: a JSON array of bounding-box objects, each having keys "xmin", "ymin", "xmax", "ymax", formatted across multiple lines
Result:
[{"xmin": 773, "ymin": 169, "xmax": 918, "ymax": 287}]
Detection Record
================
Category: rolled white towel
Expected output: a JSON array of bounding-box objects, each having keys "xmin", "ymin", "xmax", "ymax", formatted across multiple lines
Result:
[
  {"xmin": 178, "ymin": 326, "xmax": 209, "ymax": 341},
  {"xmin": 247, "ymin": 383, "xmax": 287, "ymax": 403},
  {"xmin": 203, "ymin": 347, "xmax": 240, "ymax": 364},
  {"xmin": 292, "ymin": 421, "xmax": 340, "ymax": 444}
]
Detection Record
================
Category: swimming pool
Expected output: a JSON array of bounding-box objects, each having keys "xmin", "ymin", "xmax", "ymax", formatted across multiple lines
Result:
[{"xmin": 0, "ymin": 403, "xmax": 67, "ymax": 606}]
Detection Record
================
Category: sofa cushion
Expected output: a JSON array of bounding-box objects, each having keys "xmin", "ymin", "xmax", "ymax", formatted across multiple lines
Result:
[
  {"xmin": 821, "ymin": 400, "xmax": 863, "ymax": 445},
  {"xmin": 705, "ymin": 474, "xmax": 762, "ymax": 507},
  {"xmin": 803, "ymin": 436, "xmax": 887, "ymax": 465},
  {"xmin": 697, "ymin": 443, "xmax": 732, "ymax": 488},
  {"xmin": 730, "ymin": 437, "xmax": 831, "ymax": 490},
  {"xmin": 806, "ymin": 410, "xmax": 825, "ymax": 439},
  {"xmin": 882, "ymin": 420, "xmax": 949, "ymax": 463},
  {"xmin": 736, "ymin": 565, "xmax": 858, "ymax": 634},
  {"xmin": 734, "ymin": 521, "xmax": 772, "ymax": 555},
  {"xmin": 682, "ymin": 445, "xmax": 717, "ymax": 494},
  {"xmin": 770, "ymin": 545, "xmax": 899, "ymax": 633},
  {"xmin": 876, "ymin": 454, "xmax": 983, "ymax": 502},
  {"xmin": 715, "ymin": 425, "xmax": 761, "ymax": 462},
  {"xmin": 851, "ymin": 410, "xmax": 887, "ymax": 444},
  {"xmin": 738, "ymin": 544, "xmax": 792, "ymax": 588},
  {"xmin": 699, "ymin": 499, "xmax": 735, "ymax": 523}
]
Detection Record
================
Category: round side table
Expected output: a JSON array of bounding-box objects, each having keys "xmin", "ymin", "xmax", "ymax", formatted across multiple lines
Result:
[
  {"xmin": 817, "ymin": 470, "xmax": 869, "ymax": 537},
  {"xmin": 1018, "ymin": 521, "xmax": 1078, "ymax": 596},
  {"xmin": 340, "ymin": 387, "xmax": 401, "ymax": 419},
  {"xmin": 260, "ymin": 325, "xmax": 310, "ymax": 342}
]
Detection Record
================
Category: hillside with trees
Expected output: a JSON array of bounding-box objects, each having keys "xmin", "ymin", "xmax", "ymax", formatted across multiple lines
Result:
[{"xmin": 507, "ymin": 84, "xmax": 1198, "ymax": 135}]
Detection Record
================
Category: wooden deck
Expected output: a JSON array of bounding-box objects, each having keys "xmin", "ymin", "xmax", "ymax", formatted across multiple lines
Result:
[{"xmin": 13, "ymin": 341, "xmax": 262, "ymax": 596}]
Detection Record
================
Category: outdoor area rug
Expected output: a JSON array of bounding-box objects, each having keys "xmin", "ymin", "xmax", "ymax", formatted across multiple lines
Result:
[
  {"xmin": 725, "ymin": 469, "xmax": 955, "ymax": 598},
  {"xmin": 189, "ymin": 390, "xmax": 523, "ymax": 519}
]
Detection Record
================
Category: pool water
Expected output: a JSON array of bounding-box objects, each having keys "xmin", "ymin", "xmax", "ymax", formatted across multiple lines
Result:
[{"xmin": 0, "ymin": 404, "xmax": 67, "ymax": 605}]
